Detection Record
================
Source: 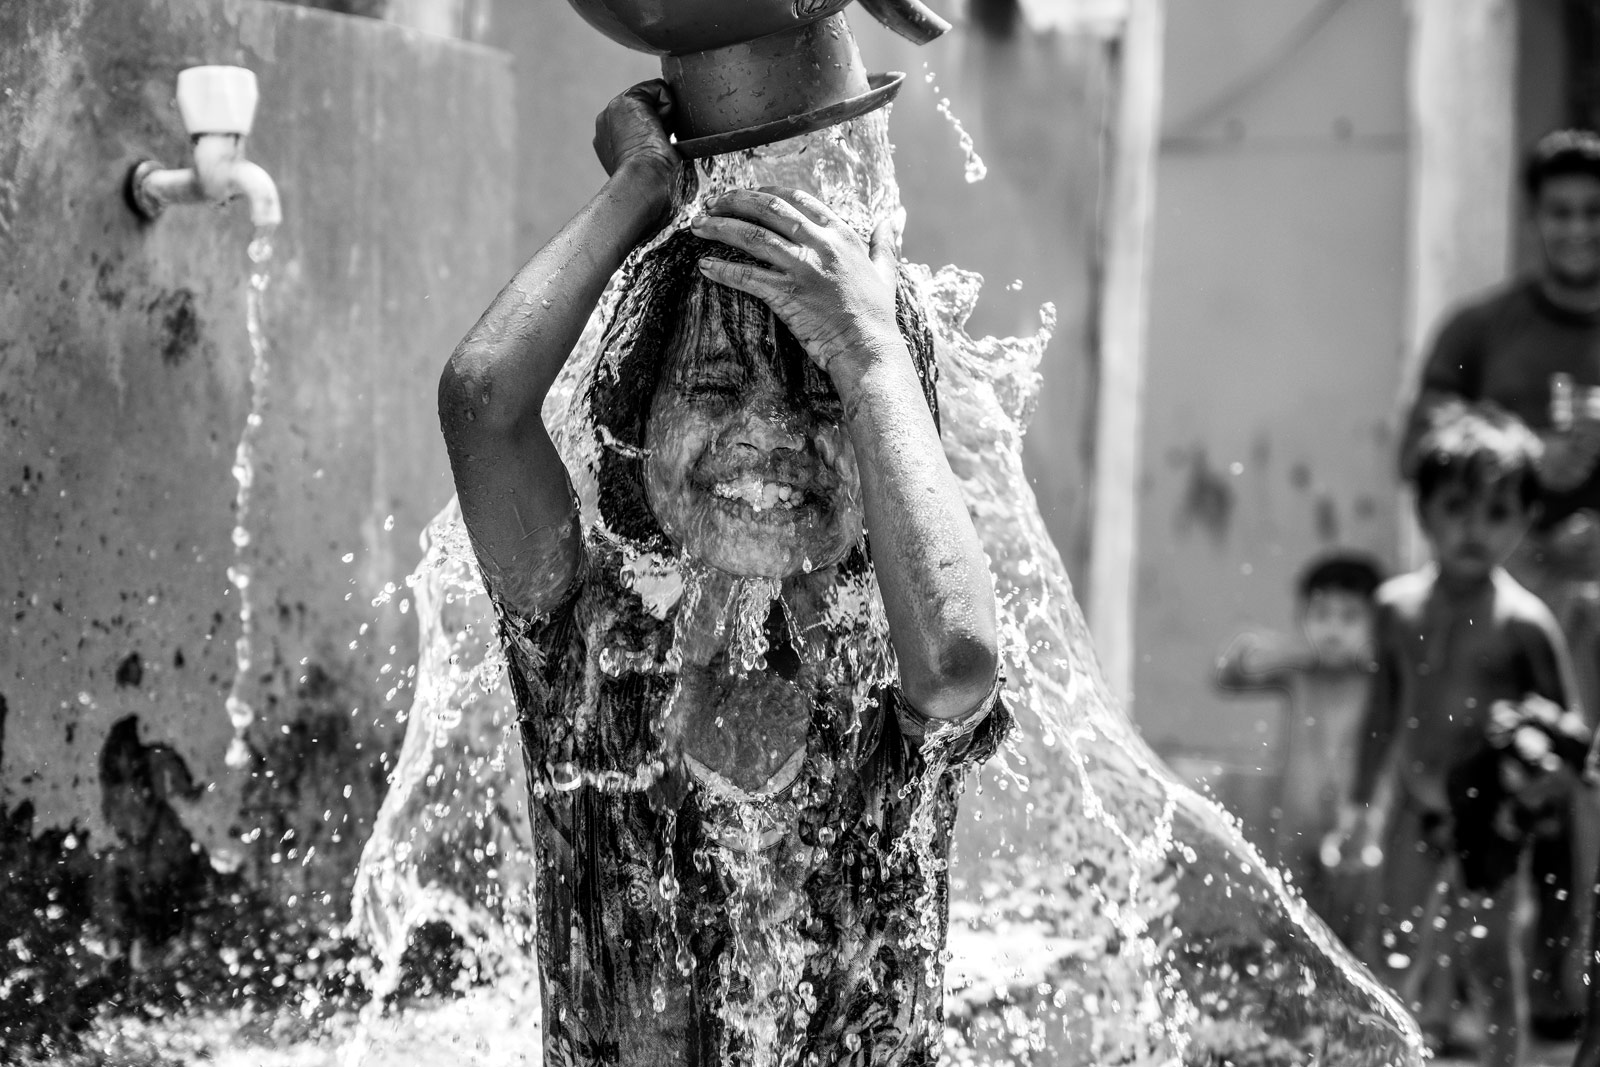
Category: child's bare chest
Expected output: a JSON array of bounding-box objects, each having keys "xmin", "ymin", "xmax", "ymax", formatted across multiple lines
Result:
[{"xmin": 1393, "ymin": 611, "xmax": 1528, "ymax": 742}]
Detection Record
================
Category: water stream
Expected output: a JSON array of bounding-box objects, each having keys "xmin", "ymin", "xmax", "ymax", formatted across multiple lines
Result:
[
  {"xmin": 922, "ymin": 64, "xmax": 988, "ymax": 185},
  {"xmin": 221, "ymin": 230, "xmax": 276, "ymax": 774},
  {"xmin": 343, "ymin": 105, "xmax": 1424, "ymax": 1066}
]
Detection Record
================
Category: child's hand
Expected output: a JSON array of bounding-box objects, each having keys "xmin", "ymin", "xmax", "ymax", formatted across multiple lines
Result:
[
  {"xmin": 691, "ymin": 188, "xmax": 903, "ymax": 376},
  {"xmin": 592, "ymin": 81, "xmax": 691, "ymax": 235}
]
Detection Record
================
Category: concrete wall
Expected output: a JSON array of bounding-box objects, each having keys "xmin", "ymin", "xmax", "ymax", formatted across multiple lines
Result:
[
  {"xmin": 0, "ymin": 0, "xmax": 512, "ymax": 923},
  {"xmin": 1133, "ymin": 0, "xmax": 1408, "ymax": 760},
  {"xmin": 484, "ymin": 0, "xmax": 1113, "ymax": 584}
]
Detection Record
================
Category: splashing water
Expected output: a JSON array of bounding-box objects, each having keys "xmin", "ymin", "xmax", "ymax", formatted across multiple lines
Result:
[
  {"xmin": 350, "ymin": 107, "xmax": 1423, "ymax": 1066},
  {"xmin": 345, "ymin": 501, "xmax": 541, "ymax": 1065},
  {"xmin": 923, "ymin": 64, "xmax": 988, "ymax": 184},
  {"xmin": 728, "ymin": 577, "xmax": 781, "ymax": 675},
  {"xmin": 222, "ymin": 228, "xmax": 276, "ymax": 771}
]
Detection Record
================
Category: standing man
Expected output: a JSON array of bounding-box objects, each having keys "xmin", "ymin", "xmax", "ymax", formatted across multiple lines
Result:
[{"xmin": 1402, "ymin": 129, "xmax": 1600, "ymax": 1040}]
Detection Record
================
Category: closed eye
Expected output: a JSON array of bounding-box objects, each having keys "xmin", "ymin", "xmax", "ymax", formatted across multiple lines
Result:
[{"xmin": 682, "ymin": 378, "xmax": 742, "ymax": 402}]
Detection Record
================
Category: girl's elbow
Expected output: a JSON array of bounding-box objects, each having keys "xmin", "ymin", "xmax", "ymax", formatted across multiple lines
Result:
[
  {"xmin": 439, "ymin": 347, "xmax": 520, "ymax": 439},
  {"xmin": 905, "ymin": 633, "xmax": 999, "ymax": 721}
]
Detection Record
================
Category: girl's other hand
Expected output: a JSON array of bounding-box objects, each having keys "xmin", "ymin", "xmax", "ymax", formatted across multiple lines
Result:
[{"xmin": 690, "ymin": 187, "xmax": 904, "ymax": 376}]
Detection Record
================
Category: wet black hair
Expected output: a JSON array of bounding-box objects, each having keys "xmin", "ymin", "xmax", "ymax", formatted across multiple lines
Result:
[
  {"xmin": 586, "ymin": 228, "xmax": 939, "ymax": 547},
  {"xmin": 1523, "ymin": 129, "xmax": 1600, "ymax": 201},
  {"xmin": 1410, "ymin": 400, "xmax": 1543, "ymax": 510},
  {"xmin": 1295, "ymin": 552, "xmax": 1384, "ymax": 605}
]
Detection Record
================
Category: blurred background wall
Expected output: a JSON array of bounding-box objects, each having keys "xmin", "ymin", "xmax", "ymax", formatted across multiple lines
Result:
[
  {"xmin": 1132, "ymin": 0, "xmax": 1409, "ymax": 796},
  {"xmin": 1133, "ymin": 0, "xmax": 1588, "ymax": 834}
]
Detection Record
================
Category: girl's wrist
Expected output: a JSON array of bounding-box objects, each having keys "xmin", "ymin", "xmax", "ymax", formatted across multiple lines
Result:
[
  {"xmin": 825, "ymin": 330, "xmax": 913, "ymax": 404},
  {"xmin": 608, "ymin": 157, "xmax": 679, "ymax": 235}
]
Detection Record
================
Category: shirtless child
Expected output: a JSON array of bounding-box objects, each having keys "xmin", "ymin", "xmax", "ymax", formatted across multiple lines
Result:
[
  {"xmin": 1214, "ymin": 551, "xmax": 1385, "ymax": 944},
  {"xmin": 1332, "ymin": 401, "xmax": 1582, "ymax": 1067}
]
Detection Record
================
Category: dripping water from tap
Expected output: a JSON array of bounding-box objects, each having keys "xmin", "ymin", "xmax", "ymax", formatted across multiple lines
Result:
[{"xmin": 223, "ymin": 227, "xmax": 276, "ymax": 769}]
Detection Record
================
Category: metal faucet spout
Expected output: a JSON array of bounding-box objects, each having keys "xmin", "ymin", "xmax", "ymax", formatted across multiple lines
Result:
[
  {"xmin": 129, "ymin": 134, "xmax": 280, "ymax": 230},
  {"xmin": 197, "ymin": 136, "xmax": 281, "ymax": 230}
]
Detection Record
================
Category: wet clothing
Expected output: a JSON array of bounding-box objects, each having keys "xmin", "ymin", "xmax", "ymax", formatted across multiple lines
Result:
[
  {"xmin": 490, "ymin": 533, "xmax": 1008, "ymax": 1067},
  {"xmin": 1409, "ymin": 276, "xmax": 1600, "ymax": 526}
]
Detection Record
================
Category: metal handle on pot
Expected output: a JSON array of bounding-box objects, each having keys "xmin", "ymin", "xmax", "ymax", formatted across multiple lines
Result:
[{"xmin": 856, "ymin": 0, "xmax": 951, "ymax": 45}]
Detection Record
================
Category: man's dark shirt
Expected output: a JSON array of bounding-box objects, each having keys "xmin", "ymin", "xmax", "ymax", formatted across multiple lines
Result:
[{"xmin": 1410, "ymin": 277, "xmax": 1600, "ymax": 526}]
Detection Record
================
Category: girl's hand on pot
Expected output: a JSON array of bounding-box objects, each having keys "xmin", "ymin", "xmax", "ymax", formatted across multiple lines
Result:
[
  {"xmin": 691, "ymin": 187, "xmax": 905, "ymax": 375},
  {"xmin": 593, "ymin": 80, "xmax": 690, "ymax": 233}
]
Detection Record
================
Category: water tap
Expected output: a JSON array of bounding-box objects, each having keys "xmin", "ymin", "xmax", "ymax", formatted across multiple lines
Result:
[{"xmin": 126, "ymin": 66, "xmax": 281, "ymax": 231}]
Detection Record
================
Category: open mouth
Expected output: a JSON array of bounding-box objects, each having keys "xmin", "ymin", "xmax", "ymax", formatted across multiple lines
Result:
[{"xmin": 711, "ymin": 474, "xmax": 809, "ymax": 513}]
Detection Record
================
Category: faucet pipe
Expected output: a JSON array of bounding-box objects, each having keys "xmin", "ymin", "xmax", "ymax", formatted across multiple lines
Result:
[{"xmin": 128, "ymin": 133, "xmax": 282, "ymax": 230}]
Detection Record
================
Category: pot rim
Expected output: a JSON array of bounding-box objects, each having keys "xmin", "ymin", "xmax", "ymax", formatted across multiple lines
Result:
[{"xmin": 674, "ymin": 71, "xmax": 903, "ymax": 159}]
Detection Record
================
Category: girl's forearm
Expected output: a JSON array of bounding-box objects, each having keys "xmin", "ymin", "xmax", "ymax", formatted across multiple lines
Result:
[
  {"xmin": 831, "ymin": 336, "xmax": 998, "ymax": 720},
  {"xmin": 442, "ymin": 159, "xmax": 673, "ymax": 437}
]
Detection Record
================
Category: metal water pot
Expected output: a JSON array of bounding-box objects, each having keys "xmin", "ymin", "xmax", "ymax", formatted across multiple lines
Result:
[{"xmin": 564, "ymin": 0, "xmax": 951, "ymax": 156}]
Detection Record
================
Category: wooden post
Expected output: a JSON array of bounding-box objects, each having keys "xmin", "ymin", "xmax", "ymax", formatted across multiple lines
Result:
[
  {"xmin": 1088, "ymin": 0, "xmax": 1164, "ymax": 708},
  {"xmin": 1399, "ymin": 0, "xmax": 1517, "ymax": 567}
]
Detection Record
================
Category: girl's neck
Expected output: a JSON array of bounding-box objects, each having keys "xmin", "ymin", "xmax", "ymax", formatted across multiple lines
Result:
[{"xmin": 672, "ymin": 564, "xmax": 840, "ymax": 668}]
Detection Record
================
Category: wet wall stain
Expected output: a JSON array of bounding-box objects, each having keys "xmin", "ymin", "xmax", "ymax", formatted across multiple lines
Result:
[
  {"xmin": 146, "ymin": 289, "xmax": 200, "ymax": 367},
  {"xmin": 0, "ymin": 802, "xmax": 103, "ymax": 1055},
  {"xmin": 98, "ymin": 715, "xmax": 207, "ymax": 944},
  {"xmin": 1314, "ymin": 496, "xmax": 1340, "ymax": 543},
  {"xmin": 113, "ymin": 652, "xmax": 142, "ymax": 688},
  {"xmin": 93, "ymin": 257, "xmax": 125, "ymax": 310},
  {"xmin": 0, "ymin": 707, "xmax": 365, "ymax": 1058},
  {"xmin": 1177, "ymin": 448, "xmax": 1234, "ymax": 544},
  {"xmin": 0, "ymin": 683, "xmax": 103, "ymax": 1054}
]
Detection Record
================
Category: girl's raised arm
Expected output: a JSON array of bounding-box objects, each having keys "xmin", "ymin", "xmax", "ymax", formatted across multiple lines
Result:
[{"xmin": 438, "ymin": 82, "xmax": 687, "ymax": 615}]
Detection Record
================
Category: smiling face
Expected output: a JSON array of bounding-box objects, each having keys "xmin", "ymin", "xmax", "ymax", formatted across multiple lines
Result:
[
  {"xmin": 1418, "ymin": 474, "xmax": 1533, "ymax": 584},
  {"xmin": 642, "ymin": 287, "xmax": 862, "ymax": 578},
  {"xmin": 1534, "ymin": 173, "xmax": 1600, "ymax": 289}
]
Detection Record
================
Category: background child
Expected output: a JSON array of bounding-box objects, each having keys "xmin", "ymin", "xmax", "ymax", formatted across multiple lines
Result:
[
  {"xmin": 1333, "ymin": 401, "xmax": 1582, "ymax": 1067},
  {"xmin": 1214, "ymin": 551, "xmax": 1386, "ymax": 944}
]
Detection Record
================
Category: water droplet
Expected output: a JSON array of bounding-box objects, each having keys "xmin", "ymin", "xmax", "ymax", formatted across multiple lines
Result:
[{"xmin": 224, "ymin": 735, "xmax": 252, "ymax": 768}]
